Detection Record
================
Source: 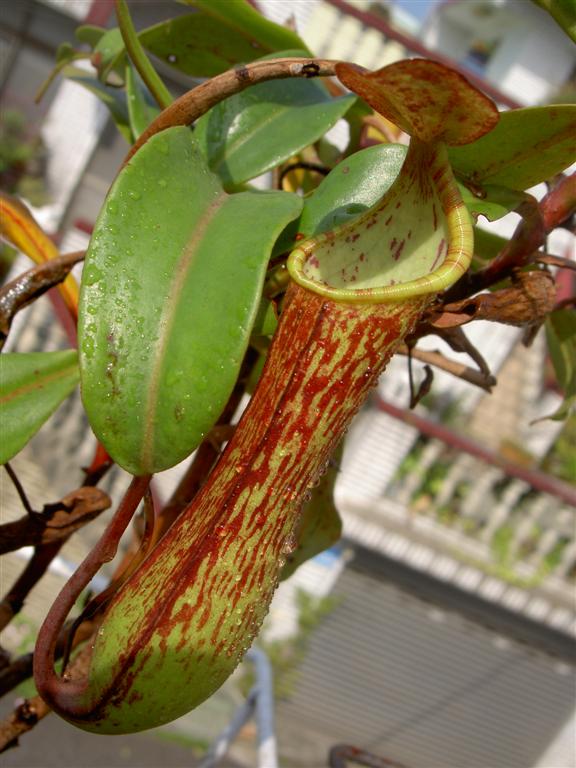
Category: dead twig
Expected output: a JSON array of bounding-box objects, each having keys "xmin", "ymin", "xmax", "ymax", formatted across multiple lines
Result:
[
  {"xmin": 0, "ymin": 694, "xmax": 51, "ymax": 753},
  {"xmin": 3, "ymin": 464, "xmax": 34, "ymax": 516},
  {"xmin": 398, "ymin": 345, "xmax": 496, "ymax": 392},
  {"xmin": 0, "ymin": 250, "xmax": 84, "ymax": 348},
  {"xmin": 0, "ymin": 487, "xmax": 111, "ymax": 556},
  {"xmin": 537, "ymin": 253, "xmax": 576, "ymax": 270},
  {"xmin": 447, "ymin": 194, "xmax": 546, "ymax": 300},
  {"xmin": 0, "ymin": 542, "xmax": 64, "ymax": 633},
  {"xmin": 0, "ymin": 488, "xmax": 110, "ymax": 633},
  {"xmin": 433, "ymin": 269, "xmax": 557, "ymax": 329}
]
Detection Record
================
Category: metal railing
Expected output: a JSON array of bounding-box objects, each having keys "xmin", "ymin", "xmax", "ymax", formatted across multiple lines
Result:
[
  {"xmin": 323, "ymin": 0, "xmax": 522, "ymax": 109},
  {"xmin": 199, "ymin": 647, "xmax": 278, "ymax": 768},
  {"xmin": 369, "ymin": 398, "xmax": 575, "ymax": 611}
]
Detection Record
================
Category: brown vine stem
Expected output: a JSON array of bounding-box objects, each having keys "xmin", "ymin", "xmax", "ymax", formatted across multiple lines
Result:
[
  {"xmin": 537, "ymin": 253, "xmax": 576, "ymax": 270},
  {"xmin": 3, "ymin": 463, "xmax": 34, "ymax": 516},
  {"xmin": 447, "ymin": 194, "xmax": 546, "ymax": 301},
  {"xmin": 0, "ymin": 694, "xmax": 51, "ymax": 752},
  {"xmin": 397, "ymin": 344, "xmax": 496, "ymax": 392},
  {"xmin": 0, "ymin": 251, "xmax": 84, "ymax": 349},
  {"xmin": 447, "ymin": 175, "xmax": 576, "ymax": 302},
  {"xmin": 125, "ymin": 57, "xmax": 340, "ymax": 162},
  {"xmin": 540, "ymin": 172, "xmax": 576, "ymax": 231},
  {"xmin": 33, "ymin": 475, "xmax": 151, "ymax": 699},
  {"xmin": 0, "ymin": 542, "xmax": 64, "ymax": 634},
  {"xmin": 0, "ymin": 488, "xmax": 111, "ymax": 556}
]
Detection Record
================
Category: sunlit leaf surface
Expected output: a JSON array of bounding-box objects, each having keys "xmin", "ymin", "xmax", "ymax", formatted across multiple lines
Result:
[
  {"xmin": 0, "ymin": 351, "xmax": 79, "ymax": 464},
  {"xmin": 79, "ymin": 127, "xmax": 302, "ymax": 475}
]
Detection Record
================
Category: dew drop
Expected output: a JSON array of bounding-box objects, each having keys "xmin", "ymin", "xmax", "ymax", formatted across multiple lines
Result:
[
  {"xmin": 83, "ymin": 265, "xmax": 103, "ymax": 286},
  {"xmin": 129, "ymin": 190, "xmax": 142, "ymax": 201},
  {"xmin": 166, "ymin": 368, "xmax": 184, "ymax": 386}
]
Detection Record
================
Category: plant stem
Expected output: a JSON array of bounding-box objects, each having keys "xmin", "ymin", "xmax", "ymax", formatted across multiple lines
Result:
[
  {"xmin": 0, "ymin": 251, "xmax": 84, "ymax": 349},
  {"xmin": 35, "ymin": 53, "xmax": 90, "ymax": 103},
  {"xmin": 115, "ymin": 0, "xmax": 172, "ymax": 110},
  {"xmin": 33, "ymin": 475, "xmax": 151, "ymax": 711},
  {"xmin": 126, "ymin": 57, "xmax": 340, "ymax": 162},
  {"xmin": 3, "ymin": 463, "xmax": 34, "ymax": 515},
  {"xmin": 0, "ymin": 694, "xmax": 51, "ymax": 753},
  {"xmin": 397, "ymin": 345, "xmax": 496, "ymax": 392}
]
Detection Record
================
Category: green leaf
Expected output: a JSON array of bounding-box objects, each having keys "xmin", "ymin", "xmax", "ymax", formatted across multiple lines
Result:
[
  {"xmin": 61, "ymin": 65, "xmax": 132, "ymax": 143},
  {"xmin": 125, "ymin": 63, "xmax": 161, "ymax": 140},
  {"xmin": 546, "ymin": 309, "xmax": 576, "ymax": 392},
  {"xmin": 449, "ymin": 105, "xmax": 576, "ymax": 190},
  {"xmin": 194, "ymin": 63, "xmax": 356, "ymax": 189},
  {"xmin": 92, "ymin": 27, "xmax": 126, "ymax": 83},
  {"xmin": 298, "ymin": 143, "xmax": 407, "ymax": 233},
  {"xmin": 460, "ymin": 184, "xmax": 525, "ymax": 223},
  {"xmin": 79, "ymin": 127, "xmax": 302, "ymax": 475},
  {"xmin": 545, "ymin": 310, "xmax": 576, "ymax": 420},
  {"xmin": 56, "ymin": 42, "xmax": 76, "ymax": 65},
  {"xmin": 141, "ymin": 0, "xmax": 309, "ymax": 77},
  {"xmin": 251, "ymin": 298, "xmax": 278, "ymax": 338},
  {"xmin": 472, "ymin": 227, "xmax": 508, "ymax": 264},
  {"xmin": 0, "ymin": 351, "xmax": 79, "ymax": 464},
  {"xmin": 532, "ymin": 0, "xmax": 576, "ymax": 43},
  {"xmin": 275, "ymin": 143, "xmax": 407, "ymax": 254},
  {"xmin": 186, "ymin": 0, "xmax": 309, "ymax": 52},
  {"xmin": 76, "ymin": 25, "xmax": 107, "ymax": 49},
  {"xmin": 281, "ymin": 443, "xmax": 343, "ymax": 580}
]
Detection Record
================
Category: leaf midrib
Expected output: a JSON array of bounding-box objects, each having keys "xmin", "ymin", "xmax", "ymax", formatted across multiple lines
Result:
[
  {"xmin": 211, "ymin": 93, "xmax": 349, "ymax": 178},
  {"xmin": 0, "ymin": 364, "xmax": 78, "ymax": 405},
  {"xmin": 140, "ymin": 191, "xmax": 227, "ymax": 472},
  {"xmin": 457, "ymin": 121, "xmax": 575, "ymax": 184}
]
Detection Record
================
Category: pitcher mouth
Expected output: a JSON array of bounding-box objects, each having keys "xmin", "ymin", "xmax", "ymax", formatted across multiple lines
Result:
[{"xmin": 288, "ymin": 140, "xmax": 473, "ymax": 304}]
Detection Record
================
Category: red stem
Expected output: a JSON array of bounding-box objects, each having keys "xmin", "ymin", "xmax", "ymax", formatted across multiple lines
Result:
[{"xmin": 33, "ymin": 475, "xmax": 150, "ymax": 714}]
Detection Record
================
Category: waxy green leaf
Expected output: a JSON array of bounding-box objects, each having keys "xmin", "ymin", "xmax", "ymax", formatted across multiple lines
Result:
[
  {"xmin": 141, "ymin": 0, "xmax": 308, "ymax": 78},
  {"xmin": 251, "ymin": 299, "xmax": 278, "ymax": 338},
  {"xmin": 298, "ymin": 144, "xmax": 407, "ymax": 235},
  {"xmin": 532, "ymin": 0, "xmax": 576, "ymax": 42},
  {"xmin": 125, "ymin": 63, "xmax": 160, "ymax": 139},
  {"xmin": 75, "ymin": 25, "xmax": 107, "ymax": 49},
  {"xmin": 276, "ymin": 142, "xmax": 513, "ymax": 259},
  {"xmin": 79, "ymin": 127, "xmax": 302, "ymax": 475},
  {"xmin": 0, "ymin": 351, "xmax": 79, "ymax": 464},
  {"xmin": 194, "ymin": 64, "xmax": 356, "ymax": 189},
  {"xmin": 472, "ymin": 227, "xmax": 509, "ymax": 264},
  {"xmin": 545, "ymin": 310, "xmax": 576, "ymax": 420},
  {"xmin": 449, "ymin": 105, "xmax": 576, "ymax": 190},
  {"xmin": 92, "ymin": 28, "xmax": 126, "ymax": 83},
  {"xmin": 275, "ymin": 143, "xmax": 407, "ymax": 254},
  {"xmin": 460, "ymin": 184, "xmax": 526, "ymax": 223}
]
